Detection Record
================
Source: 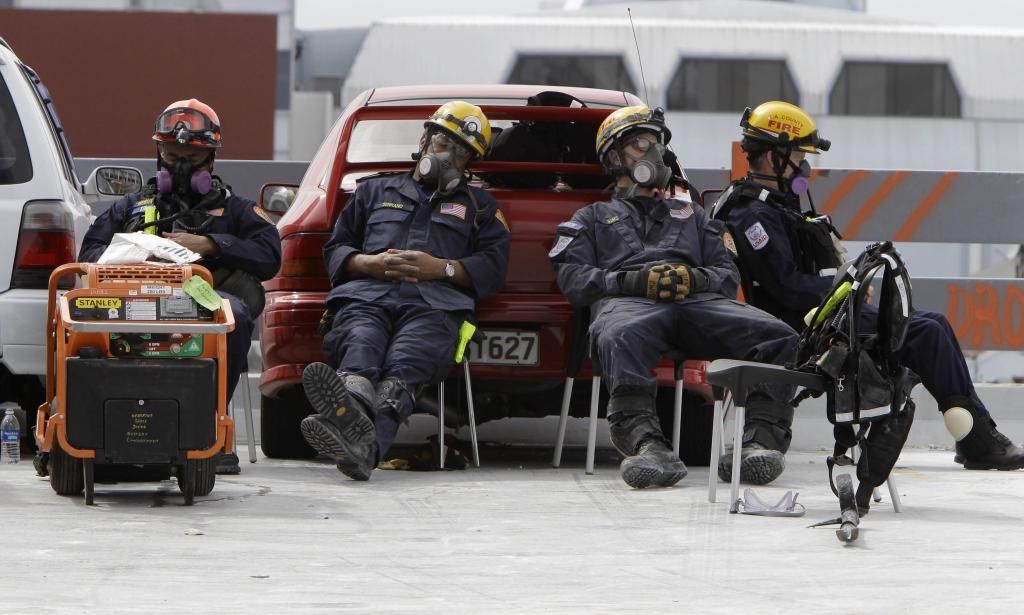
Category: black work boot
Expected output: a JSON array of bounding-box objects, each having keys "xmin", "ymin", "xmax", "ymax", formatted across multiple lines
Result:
[
  {"xmin": 608, "ymin": 394, "xmax": 688, "ymax": 489},
  {"xmin": 947, "ymin": 404, "xmax": 1024, "ymax": 470},
  {"xmin": 717, "ymin": 443, "xmax": 786, "ymax": 485},
  {"xmin": 717, "ymin": 398, "xmax": 793, "ymax": 486},
  {"xmin": 215, "ymin": 451, "xmax": 241, "ymax": 475},
  {"xmin": 300, "ymin": 362, "xmax": 378, "ymax": 480},
  {"xmin": 620, "ymin": 438, "xmax": 689, "ymax": 489}
]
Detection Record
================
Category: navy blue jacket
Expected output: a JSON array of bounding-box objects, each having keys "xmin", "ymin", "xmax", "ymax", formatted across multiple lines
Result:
[
  {"xmin": 550, "ymin": 195, "xmax": 738, "ymax": 312},
  {"xmin": 324, "ymin": 173, "xmax": 511, "ymax": 312},
  {"xmin": 78, "ymin": 187, "xmax": 282, "ymax": 281},
  {"xmin": 713, "ymin": 181, "xmax": 833, "ymax": 330}
]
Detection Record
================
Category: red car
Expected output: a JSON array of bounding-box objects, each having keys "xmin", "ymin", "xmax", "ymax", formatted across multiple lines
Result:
[{"xmin": 258, "ymin": 84, "xmax": 714, "ymax": 463}]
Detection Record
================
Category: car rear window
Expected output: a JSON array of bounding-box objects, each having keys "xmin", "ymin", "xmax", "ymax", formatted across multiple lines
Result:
[
  {"xmin": 0, "ymin": 73, "xmax": 33, "ymax": 185},
  {"xmin": 347, "ymin": 119, "xmax": 514, "ymax": 163}
]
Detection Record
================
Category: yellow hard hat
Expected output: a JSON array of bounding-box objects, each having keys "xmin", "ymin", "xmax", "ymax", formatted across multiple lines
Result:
[
  {"xmin": 595, "ymin": 104, "xmax": 671, "ymax": 160},
  {"xmin": 424, "ymin": 101, "xmax": 491, "ymax": 157},
  {"xmin": 741, "ymin": 101, "xmax": 829, "ymax": 154}
]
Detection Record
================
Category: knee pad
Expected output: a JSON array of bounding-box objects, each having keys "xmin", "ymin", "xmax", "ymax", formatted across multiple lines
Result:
[{"xmin": 943, "ymin": 407, "xmax": 973, "ymax": 441}]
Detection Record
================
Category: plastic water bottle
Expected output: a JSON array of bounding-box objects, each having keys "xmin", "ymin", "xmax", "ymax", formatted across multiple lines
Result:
[{"xmin": 0, "ymin": 408, "xmax": 20, "ymax": 464}]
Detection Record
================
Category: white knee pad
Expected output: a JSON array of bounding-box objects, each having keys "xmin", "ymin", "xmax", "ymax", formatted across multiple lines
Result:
[{"xmin": 943, "ymin": 406, "xmax": 974, "ymax": 441}]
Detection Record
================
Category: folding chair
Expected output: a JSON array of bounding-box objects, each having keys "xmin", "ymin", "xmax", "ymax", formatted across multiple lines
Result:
[
  {"xmin": 436, "ymin": 321, "xmax": 480, "ymax": 469},
  {"xmin": 551, "ymin": 307, "xmax": 692, "ymax": 475},
  {"xmin": 228, "ymin": 366, "xmax": 258, "ymax": 464},
  {"xmin": 705, "ymin": 359, "xmax": 902, "ymax": 513}
]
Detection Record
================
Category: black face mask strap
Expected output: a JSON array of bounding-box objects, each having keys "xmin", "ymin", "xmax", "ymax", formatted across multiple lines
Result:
[{"xmin": 769, "ymin": 148, "xmax": 792, "ymax": 194}]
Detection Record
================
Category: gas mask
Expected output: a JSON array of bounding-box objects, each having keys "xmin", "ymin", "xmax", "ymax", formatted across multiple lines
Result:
[
  {"xmin": 787, "ymin": 158, "xmax": 813, "ymax": 195},
  {"xmin": 764, "ymin": 150, "xmax": 813, "ymax": 196},
  {"xmin": 628, "ymin": 142, "xmax": 673, "ymax": 189},
  {"xmin": 156, "ymin": 158, "xmax": 213, "ymax": 199},
  {"xmin": 416, "ymin": 132, "xmax": 467, "ymax": 195}
]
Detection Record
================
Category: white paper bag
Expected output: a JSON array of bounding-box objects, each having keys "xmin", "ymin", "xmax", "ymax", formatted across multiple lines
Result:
[{"xmin": 97, "ymin": 232, "xmax": 201, "ymax": 265}]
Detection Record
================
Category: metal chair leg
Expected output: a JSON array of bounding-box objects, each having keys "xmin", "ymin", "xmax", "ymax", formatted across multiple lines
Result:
[
  {"xmin": 887, "ymin": 474, "xmax": 903, "ymax": 513},
  {"xmin": 708, "ymin": 397, "xmax": 724, "ymax": 503},
  {"xmin": 729, "ymin": 404, "xmax": 746, "ymax": 513},
  {"xmin": 585, "ymin": 375, "xmax": 601, "ymax": 475},
  {"xmin": 552, "ymin": 377, "xmax": 574, "ymax": 468},
  {"xmin": 672, "ymin": 376, "xmax": 683, "ymax": 456},
  {"xmin": 241, "ymin": 369, "xmax": 257, "ymax": 463},
  {"xmin": 463, "ymin": 360, "xmax": 479, "ymax": 468},
  {"xmin": 438, "ymin": 379, "xmax": 446, "ymax": 469}
]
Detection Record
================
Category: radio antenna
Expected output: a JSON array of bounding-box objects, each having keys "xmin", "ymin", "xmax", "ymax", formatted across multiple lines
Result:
[{"xmin": 627, "ymin": 8, "xmax": 650, "ymax": 105}]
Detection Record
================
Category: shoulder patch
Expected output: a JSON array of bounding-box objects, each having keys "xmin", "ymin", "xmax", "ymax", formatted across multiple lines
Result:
[
  {"xmin": 723, "ymin": 232, "xmax": 738, "ymax": 257},
  {"xmin": 253, "ymin": 206, "xmax": 275, "ymax": 225},
  {"xmin": 557, "ymin": 221, "xmax": 584, "ymax": 236},
  {"xmin": 744, "ymin": 222, "xmax": 770, "ymax": 251},
  {"xmin": 669, "ymin": 204, "xmax": 693, "ymax": 220},
  {"xmin": 548, "ymin": 235, "xmax": 574, "ymax": 258},
  {"xmin": 495, "ymin": 209, "xmax": 510, "ymax": 233}
]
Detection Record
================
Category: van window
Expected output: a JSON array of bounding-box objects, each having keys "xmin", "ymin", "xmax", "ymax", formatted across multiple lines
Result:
[{"xmin": 0, "ymin": 74, "xmax": 33, "ymax": 185}]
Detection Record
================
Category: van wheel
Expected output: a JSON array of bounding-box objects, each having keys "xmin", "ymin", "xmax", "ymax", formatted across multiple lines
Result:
[
  {"xmin": 260, "ymin": 387, "xmax": 316, "ymax": 459},
  {"xmin": 656, "ymin": 388, "xmax": 713, "ymax": 466},
  {"xmin": 49, "ymin": 443, "xmax": 84, "ymax": 496}
]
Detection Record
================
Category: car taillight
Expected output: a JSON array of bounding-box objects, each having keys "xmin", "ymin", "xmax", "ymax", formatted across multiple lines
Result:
[
  {"xmin": 279, "ymin": 232, "xmax": 329, "ymax": 278},
  {"xmin": 12, "ymin": 200, "xmax": 76, "ymax": 289}
]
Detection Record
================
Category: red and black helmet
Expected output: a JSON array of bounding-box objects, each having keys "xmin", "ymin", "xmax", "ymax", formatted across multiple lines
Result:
[{"xmin": 152, "ymin": 99, "xmax": 222, "ymax": 149}]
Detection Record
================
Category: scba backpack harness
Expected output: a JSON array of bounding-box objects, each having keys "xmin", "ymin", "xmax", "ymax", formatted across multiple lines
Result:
[{"xmin": 793, "ymin": 241, "xmax": 919, "ymax": 540}]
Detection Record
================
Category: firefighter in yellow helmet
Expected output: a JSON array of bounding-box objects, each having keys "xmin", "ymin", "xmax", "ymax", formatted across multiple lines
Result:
[
  {"xmin": 300, "ymin": 101, "xmax": 510, "ymax": 482},
  {"xmin": 549, "ymin": 103, "xmax": 800, "ymax": 489},
  {"xmin": 712, "ymin": 101, "xmax": 1024, "ymax": 488}
]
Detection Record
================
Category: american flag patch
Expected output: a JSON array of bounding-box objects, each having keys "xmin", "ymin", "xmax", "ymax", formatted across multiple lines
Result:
[{"xmin": 439, "ymin": 202, "xmax": 467, "ymax": 220}]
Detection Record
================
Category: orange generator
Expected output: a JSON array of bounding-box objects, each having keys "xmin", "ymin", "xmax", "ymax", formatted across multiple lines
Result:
[{"xmin": 34, "ymin": 263, "xmax": 235, "ymax": 505}]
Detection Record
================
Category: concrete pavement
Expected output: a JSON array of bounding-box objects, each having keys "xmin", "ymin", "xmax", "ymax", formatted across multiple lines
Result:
[{"xmin": 2, "ymin": 443, "xmax": 1023, "ymax": 614}]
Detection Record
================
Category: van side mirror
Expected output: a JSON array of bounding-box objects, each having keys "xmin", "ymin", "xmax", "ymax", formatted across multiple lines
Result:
[
  {"xmin": 83, "ymin": 166, "xmax": 144, "ymax": 198},
  {"xmin": 258, "ymin": 184, "xmax": 298, "ymax": 222}
]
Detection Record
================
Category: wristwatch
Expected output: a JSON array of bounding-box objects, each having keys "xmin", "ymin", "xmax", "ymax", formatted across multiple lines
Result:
[{"xmin": 444, "ymin": 261, "xmax": 456, "ymax": 279}]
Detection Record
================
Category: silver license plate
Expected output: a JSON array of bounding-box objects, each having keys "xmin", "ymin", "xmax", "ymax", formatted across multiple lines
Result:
[{"xmin": 465, "ymin": 330, "xmax": 539, "ymax": 366}]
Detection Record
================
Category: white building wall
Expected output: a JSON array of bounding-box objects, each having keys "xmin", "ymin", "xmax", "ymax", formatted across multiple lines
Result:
[{"xmin": 342, "ymin": 17, "xmax": 1024, "ymax": 172}]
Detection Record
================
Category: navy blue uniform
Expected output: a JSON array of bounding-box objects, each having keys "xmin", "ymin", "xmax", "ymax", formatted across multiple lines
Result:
[
  {"xmin": 78, "ymin": 185, "xmax": 282, "ymax": 395},
  {"xmin": 322, "ymin": 173, "xmax": 510, "ymax": 455},
  {"xmin": 719, "ymin": 180, "xmax": 986, "ymax": 414},
  {"xmin": 550, "ymin": 194, "xmax": 798, "ymax": 437}
]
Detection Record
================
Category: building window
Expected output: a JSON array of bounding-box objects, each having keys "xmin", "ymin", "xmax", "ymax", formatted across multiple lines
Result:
[
  {"xmin": 830, "ymin": 61, "xmax": 960, "ymax": 117},
  {"xmin": 276, "ymin": 50, "xmax": 292, "ymax": 110},
  {"xmin": 666, "ymin": 58, "xmax": 798, "ymax": 112},
  {"xmin": 507, "ymin": 54, "xmax": 635, "ymax": 92}
]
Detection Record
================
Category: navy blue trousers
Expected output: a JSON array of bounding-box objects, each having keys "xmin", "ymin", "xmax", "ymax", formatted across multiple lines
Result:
[
  {"xmin": 220, "ymin": 292, "xmax": 253, "ymax": 397},
  {"xmin": 860, "ymin": 305, "xmax": 985, "ymax": 413},
  {"xmin": 590, "ymin": 296, "xmax": 799, "ymax": 406},
  {"xmin": 322, "ymin": 296, "xmax": 464, "ymax": 456}
]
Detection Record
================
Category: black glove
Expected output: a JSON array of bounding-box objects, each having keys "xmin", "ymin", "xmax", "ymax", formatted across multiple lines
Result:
[{"xmin": 621, "ymin": 264, "xmax": 707, "ymax": 301}]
